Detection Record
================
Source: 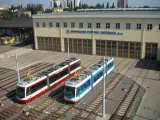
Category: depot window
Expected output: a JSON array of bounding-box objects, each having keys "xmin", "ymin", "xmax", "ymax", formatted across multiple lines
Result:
[
  {"xmin": 88, "ymin": 22, "xmax": 92, "ymax": 28},
  {"xmin": 64, "ymin": 22, "xmax": 67, "ymax": 28},
  {"xmin": 42, "ymin": 22, "xmax": 46, "ymax": 27},
  {"xmin": 137, "ymin": 24, "xmax": 141, "ymax": 30},
  {"xmin": 79, "ymin": 22, "xmax": 83, "ymax": 28},
  {"xmin": 56, "ymin": 22, "xmax": 60, "ymax": 27},
  {"xmin": 36, "ymin": 22, "xmax": 39, "ymax": 27},
  {"xmin": 49, "ymin": 22, "xmax": 52, "ymax": 27},
  {"xmin": 96, "ymin": 23, "xmax": 101, "ymax": 28},
  {"xmin": 159, "ymin": 24, "xmax": 160, "ymax": 30},
  {"xmin": 126, "ymin": 23, "xmax": 131, "ymax": 29},
  {"xmin": 106, "ymin": 23, "xmax": 110, "ymax": 29},
  {"xmin": 71, "ymin": 22, "xmax": 75, "ymax": 28},
  {"xmin": 147, "ymin": 24, "xmax": 152, "ymax": 30},
  {"xmin": 116, "ymin": 23, "xmax": 120, "ymax": 29}
]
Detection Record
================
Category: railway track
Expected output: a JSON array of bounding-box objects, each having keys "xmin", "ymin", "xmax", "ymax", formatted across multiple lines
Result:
[
  {"xmin": 0, "ymin": 62, "xmax": 54, "ymax": 101},
  {"xmin": 0, "ymin": 68, "xmax": 12, "ymax": 75},
  {"xmin": 0, "ymin": 53, "xmax": 76, "ymax": 119},
  {"xmin": 0, "ymin": 51, "xmax": 73, "ymax": 102},
  {"xmin": 42, "ymin": 58, "xmax": 134, "ymax": 120},
  {"xmin": 18, "ymin": 55, "xmax": 101, "ymax": 119},
  {"xmin": 70, "ymin": 59, "xmax": 138, "ymax": 120},
  {"xmin": 0, "ymin": 54, "xmax": 139, "ymax": 120},
  {"xmin": 109, "ymin": 60, "xmax": 151, "ymax": 120},
  {"xmin": 5, "ymin": 55, "xmax": 100, "ymax": 120}
]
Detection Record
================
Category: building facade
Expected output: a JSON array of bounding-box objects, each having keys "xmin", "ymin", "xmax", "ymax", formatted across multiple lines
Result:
[
  {"xmin": 32, "ymin": 10, "xmax": 160, "ymax": 60},
  {"xmin": 50, "ymin": 0, "xmax": 61, "ymax": 8},
  {"xmin": 117, "ymin": 0, "xmax": 128, "ymax": 8},
  {"xmin": 64, "ymin": 0, "xmax": 80, "ymax": 8}
]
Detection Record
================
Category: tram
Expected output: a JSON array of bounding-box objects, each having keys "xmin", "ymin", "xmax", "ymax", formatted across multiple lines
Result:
[
  {"xmin": 16, "ymin": 57, "xmax": 81, "ymax": 103},
  {"xmin": 64, "ymin": 57, "xmax": 114, "ymax": 103}
]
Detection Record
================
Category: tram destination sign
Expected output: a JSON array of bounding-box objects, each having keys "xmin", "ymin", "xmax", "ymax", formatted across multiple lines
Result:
[{"xmin": 66, "ymin": 29, "xmax": 123, "ymax": 35}]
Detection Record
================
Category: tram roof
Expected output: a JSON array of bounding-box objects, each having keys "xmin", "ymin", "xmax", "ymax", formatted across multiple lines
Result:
[
  {"xmin": 18, "ymin": 57, "xmax": 79, "ymax": 87},
  {"xmin": 33, "ymin": 10, "xmax": 160, "ymax": 19},
  {"xmin": 65, "ymin": 57, "xmax": 113, "ymax": 87}
]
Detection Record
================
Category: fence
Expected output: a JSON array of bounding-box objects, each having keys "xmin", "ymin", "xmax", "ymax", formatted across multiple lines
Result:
[{"xmin": 0, "ymin": 44, "xmax": 33, "ymax": 59}]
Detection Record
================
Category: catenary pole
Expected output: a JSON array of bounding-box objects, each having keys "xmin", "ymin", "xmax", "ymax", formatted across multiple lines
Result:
[
  {"xmin": 68, "ymin": 38, "xmax": 69, "ymax": 58},
  {"xmin": 16, "ymin": 53, "xmax": 20, "ymax": 83},
  {"xmin": 102, "ymin": 56, "xmax": 106, "ymax": 118}
]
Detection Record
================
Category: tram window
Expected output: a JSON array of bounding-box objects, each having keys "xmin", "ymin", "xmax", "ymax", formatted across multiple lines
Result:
[
  {"xmin": 26, "ymin": 88, "xmax": 31, "ymax": 96},
  {"xmin": 76, "ymin": 87, "xmax": 82, "ymax": 96},
  {"xmin": 64, "ymin": 86, "xmax": 75, "ymax": 96},
  {"xmin": 30, "ymin": 80, "xmax": 47, "ymax": 93},
  {"xmin": 62, "ymin": 69, "xmax": 68, "ymax": 76},
  {"xmin": 40, "ymin": 80, "xmax": 47, "ymax": 87},
  {"xmin": 97, "ymin": 73, "xmax": 100, "ymax": 79},
  {"xmin": 94, "ymin": 75, "xmax": 99, "ymax": 82},
  {"xmin": 49, "ymin": 76, "xmax": 56, "ymax": 84},
  {"xmin": 81, "ymin": 80, "xmax": 90, "ymax": 91},
  {"xmin": 16, "ymin": 86, "xmax": 25, "ymax": 98},
  {"xmin": 49, "ymin": 69, "xmax": 68, "ymax": 84},
  {"xmin": 100, "ymin": 71, "xmax": 103, "ymax": 77},
  {"xmin": 108, "ymin": 63, "xmax": 111, "ymax": 69},
  {"xmin": 70, "ymin": 62, "xmax": 81, "ymax": 71}
]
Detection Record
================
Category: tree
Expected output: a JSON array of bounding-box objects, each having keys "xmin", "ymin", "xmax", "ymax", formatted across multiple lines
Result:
[
  {"xmin": 102, "ymin": 3, "xmax": 105, "ymax": 8},
  {"xmin": 26, "ymin": 4, "xmax": 43, "ymax": 14},
  {"xmin": 81, "ymin": 3, "xmax": 89, "ymax": 9},
  {"xmin": 143, "ymin": 5, "xmax": 150, "ymax": 8},
  {"xmin": 71, "ymin": 1, "xmax": 73, "ymax": 10},
  {"xmin": 54, "ymin": 3, "xmax": 57, "ymax": 8},
  {"xmin": 126, "ymin": 4, "xmax": 128, "ymax": 8},
  {"xmin": 44, "ymin": 9, "xmax": 52, "ymax": 13},
  {"xmin": 74, "ymin": 0, "xmax": 76, "ymax": 9},
  {"xmin": 89, "ymin": 6, "xmax": 95, "ymax": 9},
  {"xmin": 106, "ymin": 2, "xmax": 109, "ymax": 8},
  {"xmin": 111, "ymin": 2, "xmax": 115, "ymax": 8},
  {"xmin": 79, "ymin": 2, "xmax": 82, "ymax": 9},
  {"xmin": 1, "ymin": 10, "xmax": 14, "ymax": 20},
  {"xmin": 95, "ymin": 3, "xmax": 103, "ymax": 8},
  {"xmin": 20, "ymin": 13, "xmax": 29, "ymax": 18},
  {"xmin": 60, "ymin": 3, "xmax": 62, "ymax": 8}
]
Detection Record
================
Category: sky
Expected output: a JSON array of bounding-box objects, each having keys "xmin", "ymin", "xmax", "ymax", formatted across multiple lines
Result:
[{"xmin": 0, "ymin": 0, "xmax": 160, "ymax": 7}]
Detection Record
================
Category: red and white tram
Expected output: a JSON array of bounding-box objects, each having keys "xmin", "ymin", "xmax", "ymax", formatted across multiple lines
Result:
[{"xmin": 16, "ymin": 57, "xmax": 81, "ymax": 103}]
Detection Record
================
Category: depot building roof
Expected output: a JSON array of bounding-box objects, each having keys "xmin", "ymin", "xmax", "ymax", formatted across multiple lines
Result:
[{"xmin": 33, "ymin": 9, "xmax": 160, "ymax": 19}]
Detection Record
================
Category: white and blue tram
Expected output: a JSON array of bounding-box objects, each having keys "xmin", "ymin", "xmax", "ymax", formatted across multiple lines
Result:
[{"xmin": 64, "ymin": 57, "xmax": 114, "ymax": 103}]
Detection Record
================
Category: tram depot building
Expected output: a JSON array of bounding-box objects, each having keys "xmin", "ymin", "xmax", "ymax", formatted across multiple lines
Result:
[{"xmin": 32, "ymin": 9, "xmax": 160, "ymax": 61}]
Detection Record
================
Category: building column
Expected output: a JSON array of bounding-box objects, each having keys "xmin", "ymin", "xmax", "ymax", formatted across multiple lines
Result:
[
  {"xmin": 116, "ymin": 41, "xmax": 118, "ymax": 57},
  {"xmin": 92, "ymin": 20, "xmax": 96, "ymax": 55},
  {"xmin": 92, "ymin": 39, "xmax": 96, "ymax": 55},
  {"xmin": 60, "ymin": 25, "xmax": 64, "ymax": 52},
  {"xmin": 157, "ymin": 43, "xmax": 160, "ymax": 61},
  {"xmin": 128, "ymin": 42, "xmax": 130, "ymax": 59},
  {"xmin": 140, "ymin": 21, "xmax": 145, "ymax": 59},
  {"xmin": 61, "ymin": 38, "xmax": 64, "ymax": 52},
  {"xmin": 34, "ymin": 28, "xmax": 38, "ymax": 50}
]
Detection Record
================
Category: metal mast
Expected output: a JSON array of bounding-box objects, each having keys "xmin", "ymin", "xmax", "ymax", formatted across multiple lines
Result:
[
  {"xmin": 16, "ymin": 53, "xmax": 20, "ymax": 83},
  {"xmin": 68, "ymin": 38, "xmax": 70, "ymax": 58},
  {"xmin": 102, "ymin": 56, "xmax": 106, "ymax": 118}
]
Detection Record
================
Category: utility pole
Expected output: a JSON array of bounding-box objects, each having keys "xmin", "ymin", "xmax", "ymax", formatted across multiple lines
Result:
[
  {"xmin": 16, "ymin": 53, "xmax": 20, "ymax": 83},
  {"xmin": 102, "ymin": 56, "xmax": 106, "ymax": 118},
  {"xmin": 68, "ymin": 38, "xmax": 70, "ymax": 58}
]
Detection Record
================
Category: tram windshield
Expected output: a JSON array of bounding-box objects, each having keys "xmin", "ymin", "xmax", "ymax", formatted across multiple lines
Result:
[
  {"xmin": 64, "ymin": 86, "xmax": 75, "ymax": 97},
  {"xmin": 16, "ymin": 86, "xmax": 25, "ymax": 98}
]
